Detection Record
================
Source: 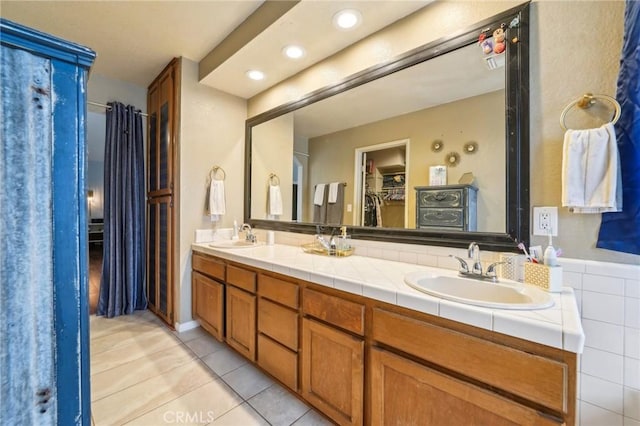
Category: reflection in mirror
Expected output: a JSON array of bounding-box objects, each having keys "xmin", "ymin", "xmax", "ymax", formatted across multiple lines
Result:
[{"xmin": 246, "ymin": 3, "xmax": 529, "ymax": 251}]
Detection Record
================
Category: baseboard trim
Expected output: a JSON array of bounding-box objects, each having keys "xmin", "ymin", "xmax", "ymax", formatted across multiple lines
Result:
[{"xmin": 174, "ymin": 320, "xmax": 200, "ymax": 333}]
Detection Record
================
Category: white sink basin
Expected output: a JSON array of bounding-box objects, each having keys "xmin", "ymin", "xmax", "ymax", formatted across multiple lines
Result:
[
  {"xmin": 404, "ymin": 271, "xmax": 554, "ymax": 310},
  {"xmin": 209, "ymin": 240, "xmax": 259, "ymax": 249}
]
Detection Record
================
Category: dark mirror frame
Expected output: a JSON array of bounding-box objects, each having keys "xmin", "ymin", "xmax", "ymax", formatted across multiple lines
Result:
[{"xmin": 245, "ymin": 2, "xmax": 529, "ymax": 252}]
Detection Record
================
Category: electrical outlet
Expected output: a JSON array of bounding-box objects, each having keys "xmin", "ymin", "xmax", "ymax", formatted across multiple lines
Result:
[{"xmin": 533, "ymin": 207, "xmax": 558, "ymax": 236}]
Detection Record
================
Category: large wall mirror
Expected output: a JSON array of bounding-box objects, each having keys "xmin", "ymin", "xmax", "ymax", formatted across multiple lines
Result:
[{"xmin": 245, "ymin": 3, "xmax": 529, "ymax": 251}]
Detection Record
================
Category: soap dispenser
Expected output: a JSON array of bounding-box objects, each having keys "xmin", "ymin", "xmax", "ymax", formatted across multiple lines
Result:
[
  {"xmin": 543, "ymin": 230, "xmax": 557, "ymax": 267},
  {"xmin": 338, "ymin": 226, "xmax": 351, "ymax": 251}
]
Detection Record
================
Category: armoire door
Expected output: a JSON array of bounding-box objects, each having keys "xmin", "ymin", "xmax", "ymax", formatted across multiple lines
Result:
[
  {"xmin": 146, "ymin": 58, "xmax": 179, "ymax": 325},
  {"xmin": 1, "ymin": 18, "xmax": 95, "ymax": 426}
]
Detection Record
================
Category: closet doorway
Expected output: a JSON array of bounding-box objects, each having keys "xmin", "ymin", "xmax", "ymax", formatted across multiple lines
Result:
[{"xmin": 353, "ymin": 139, "xmax": 409, "ymax": 229}]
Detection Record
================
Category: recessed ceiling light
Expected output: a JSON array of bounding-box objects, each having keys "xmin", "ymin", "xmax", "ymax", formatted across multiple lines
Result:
[
  {"xmin": 246, "ymin": 70, "xmax": 265, "ymax": 81},
  {"xmin": 333, "ymin": 9, "xmax": 362, "ymax": 30},
  {"xmin": 283, "ymin": 45, "xmax": 305, "ymax": 59}
]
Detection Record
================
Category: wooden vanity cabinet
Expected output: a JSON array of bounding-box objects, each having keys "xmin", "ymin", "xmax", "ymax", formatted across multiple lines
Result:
[
  {"xmin": 371, "ymin": 307, "xmax": 572, "ymax": 425},
  {"xmin": 370, "ymin": 348, "xmax": 562, "ymax": 426},
  {"xmin": 190, "ymin": 251, "xmax": 577, "ymax": 426},
  {"xmin": 257, "ymin": 274, "xmax": 300, "ymax": 391},
  {"xmin": 301, "ymin": 288, "xmax": 365, "ymax": 426},
  {"xmin": 191, "ymin": 254, "xmax": 225, "ymax": 340},
  {"xmin": 225, "ymin": 265, "xmax": 257, "ymax": 361}
]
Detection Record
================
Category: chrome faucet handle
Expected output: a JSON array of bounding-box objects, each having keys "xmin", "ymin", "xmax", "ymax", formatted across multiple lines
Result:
[
  {"xmin": 486, "ymin": 261, "xmax": 507, "ymax": 277},
  {"xmin": 449, "ymin": 255, "xmax": 469, "ymax": 273}
]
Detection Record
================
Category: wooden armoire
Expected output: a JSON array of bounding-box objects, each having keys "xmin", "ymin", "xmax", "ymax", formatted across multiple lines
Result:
[
  {"xmin": 146, "ymin": 58, "xmax": 180, "ymax": 325},
  {"xmin": 0, "ymin": 18, "xmax": 95, "ymax": 425}
]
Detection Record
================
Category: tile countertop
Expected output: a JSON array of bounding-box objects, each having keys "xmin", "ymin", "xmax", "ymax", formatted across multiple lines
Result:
[{"xmin": 191, "ymin": 242, "xmax": 585, "ymax": 354}]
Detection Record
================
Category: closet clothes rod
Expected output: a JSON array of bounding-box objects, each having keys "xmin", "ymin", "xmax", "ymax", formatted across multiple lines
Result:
[{"xmin": 88, "ymin": 101, "xmax": 148, "ymax": 117}]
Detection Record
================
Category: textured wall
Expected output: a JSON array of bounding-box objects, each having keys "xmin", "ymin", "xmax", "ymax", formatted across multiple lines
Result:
[{"xmin": 178, "ymin": 58, "xmax": 247, "ymax": 324}]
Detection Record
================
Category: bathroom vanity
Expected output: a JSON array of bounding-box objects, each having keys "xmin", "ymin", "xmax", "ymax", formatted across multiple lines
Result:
[{"xmin": 191, "ymin": 243, "xmax": 583, "ymax": 426}]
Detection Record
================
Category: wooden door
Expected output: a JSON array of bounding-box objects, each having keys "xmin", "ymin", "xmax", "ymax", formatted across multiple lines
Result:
[
  {"xmin": 225, "ymin": 285, "xmax": 256, "ymax": 361},
  {"xmin": 146, "ymin": 59, "xmax": 178, "ymax": 325},
  {"xmin": 192, "ymin": 272, "xmax": 224, "ymax": 341},
  {"xmin": 370, "ymin": 347, "xmax": 563, "ymax": 426},
  {"xmin": 301, "ymin": 318, "xmax": 364, "ymax": 426}
]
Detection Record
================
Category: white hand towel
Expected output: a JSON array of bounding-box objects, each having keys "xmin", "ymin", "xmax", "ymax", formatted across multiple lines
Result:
[
  {"xmin": 562, "ymin": 123, "xmax": 622, "ymax": 213},
  {"xmin": 328, "ymin": 182, "xmax": 340, "ymax": 204},
  {"xmin": 209, "ymin": 179, "xmax": 226, "ymax": 222},
  {"xmin": 268, "ymin": 184, "xmax": 283, "ymax": 216},
  {"xmin": 314, "ymin": 184, "xmax": 325, "ymax": 206}
]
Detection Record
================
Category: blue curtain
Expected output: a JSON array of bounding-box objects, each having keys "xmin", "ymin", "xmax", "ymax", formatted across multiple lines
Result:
[
  {"xmin": 597, "ymin": 0, "xmax": 640, "ymax": 255},
  {"xmin": 98, "ymin": 102, "xmax": 147, "ymax": 317}
]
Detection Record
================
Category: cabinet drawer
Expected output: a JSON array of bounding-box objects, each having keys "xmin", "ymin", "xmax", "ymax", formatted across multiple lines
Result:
[
  {"xmin": 372, "ymin": 308, "xmax": 568, "ymax": 413},
  {"xmin": 227, "ymin": 265, "xmax": 256, "ymax": 293},
  {"xmin": 302, "ymin": 288, "xmax": 364, "ymax": 336},
  {"xmin": 192, "ymin": 253, "xmax": 225, "ymax": 281},
  {"xmin": 258, "ymin": 298, "xmax": 298, "ymax": 351},
  {"xmin": 418, "ymin": 189, "xmax": 463, "ymax": 208},
  {"xmin": 418, "ymin": 208, "xmax": 464, "ymax": 228},
  {"xmin": 258, "ymin": 334, "xmax": 298, "ymax": 391},
  {"xmin": 259, "ymin": 274, "xmax": 299, "ymax": 309}
]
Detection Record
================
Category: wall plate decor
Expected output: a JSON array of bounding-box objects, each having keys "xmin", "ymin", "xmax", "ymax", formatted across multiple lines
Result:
[
  {"xmin": 431, "ymin": 140, "xmax": 444, "ymax": 152},
  {"xmin": 463, "ymin": 141, "xmax": 479, "ymax": 154},
  {"xmin": 445, "ymin": 152, "xmax": 460, "ymax": 167}
]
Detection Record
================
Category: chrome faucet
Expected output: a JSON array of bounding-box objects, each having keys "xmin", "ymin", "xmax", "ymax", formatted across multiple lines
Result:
[
  {"xmin": 315, "ymin": 226, "xmax": 337, "ymax": 254},
  {"xmin": 449, "ymin": 242, "xmax": 506, "ymax": 283},
  {"xmin": 240, "ymin": 223, "xmax": 257, "ymax": 243},
  {"xmin": 468, "ymin": 242, "xmax": 483, "ymax": 275}
]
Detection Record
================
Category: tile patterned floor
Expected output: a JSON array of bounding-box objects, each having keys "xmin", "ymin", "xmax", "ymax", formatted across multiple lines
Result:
[{"xmin": 90, "ymin": 310, "xmax": 333, "ymax": 426}]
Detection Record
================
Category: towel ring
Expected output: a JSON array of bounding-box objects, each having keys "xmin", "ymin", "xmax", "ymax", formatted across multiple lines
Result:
[
  {"xmin": 209, "ymin": 166, "xmax": 226, "ymax": 181},
  {"xmin": 269, "ymin": 173, "xmax": 280, "ymax": 186},
  {"xmin": 560, "ymin": 93, "xmax": 621, "ymax": 131}
]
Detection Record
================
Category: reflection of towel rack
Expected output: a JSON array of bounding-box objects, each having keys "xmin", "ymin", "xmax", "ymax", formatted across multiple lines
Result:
[
  {"xmin": 208, "ymin": 166, "xmax": 226, "ymax": 182},
  {"xmin": 560, "ymin": 93, "xmax": 621, "ymax": 131},
  {"xmin": 269, "ymin": 173, "xmax": 280, "ymax": 185}
]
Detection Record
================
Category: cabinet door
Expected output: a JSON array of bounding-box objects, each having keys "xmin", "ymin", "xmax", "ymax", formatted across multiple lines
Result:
[
  {"xmin": 301, "ymin": 318, "xmax": 363, "ymax": 426},
  {"xmin": 192, "ymin": 272, "xmax": 224, "ymax": 341},
  {"xmin": 226, "ymin": 285, "xmax": 256, "ymax": 361},
  {"xmin": 147, "ymin": 196, "xmax": 172, "ymax": 324},
  {"xmin": 147, "ymin": 62, "xmax": 175, "ymax": 197},
  {"xmin": 370, "ymin": 348, "xmax": 563, "ymax": 426}
]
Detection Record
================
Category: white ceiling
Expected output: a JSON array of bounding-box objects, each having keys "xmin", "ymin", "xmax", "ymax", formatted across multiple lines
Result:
[{"xmin": 0, "ymin": 0, "xmax": 430, "ymax": 98}]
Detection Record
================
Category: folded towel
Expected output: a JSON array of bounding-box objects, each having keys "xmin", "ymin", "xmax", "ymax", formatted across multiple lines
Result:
[
  {"xmin": 328, "ymin": 182, "xmax": 340, "ymax": 204},
  {"xmin": 268, "ymin": 184, "xmax": 283, "ymax": 216},
  {"xmin": 209, "ymin": 179, "xmax": 226, "ymax": 222},
  {"xmin": 562, "ymin": 123, "xmax": 622, "ymax": 213},
  {"xmin": 314, "ymin": 184, "xmax": 326, "ymax": 206}
]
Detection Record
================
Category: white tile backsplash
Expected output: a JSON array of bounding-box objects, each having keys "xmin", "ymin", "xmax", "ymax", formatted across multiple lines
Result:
[
  {"xmin": 583, "ymin": 274, "xmax": 626, "ymax": 296},
  {"xmin": 581, "ymin": 374, "xmax": 624, "ymax": 414},
  {"xmin": 565, "ymin": 271, "xmax": 584, "ymax": 289},
  {"xmin": 625, "ymin": 387, "xmax": 640, "ymax": 421},
  {"xmin": 583, "ymin": 319, "xmax": 624, "ymax": 354},
  {"xmin": 581, "ymin": 401, "xmax": 624, "ymax": 426},
  {"xmin": 625, "ymin": 357, "xmax": 640, "ymax": 390},
  {"xmin": 582, "ymin": 347, "xmax": 624, "ymax": 384},
  {"xmin": 582, "ymin": 291, "xmax": 625, "ymax": 325},
  {"xmin": 625, "ymin": 298, "xmax": 640, "ymax": 328},
  {"xmin": 625, "ymin": 417, "xmax": 640, "ymax": 426},
  {"xmin": 626, "ymin": 280, "xmax": 640, "ymax": 299},
  {"xmin": 625, "ymin": 327, "xmax": 640, "ymax": 360}
]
